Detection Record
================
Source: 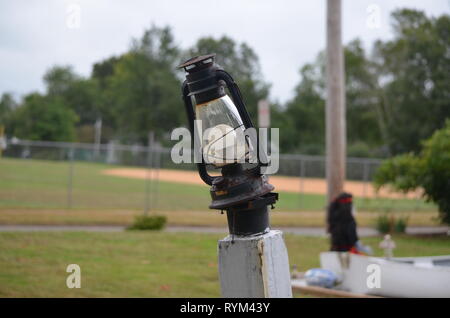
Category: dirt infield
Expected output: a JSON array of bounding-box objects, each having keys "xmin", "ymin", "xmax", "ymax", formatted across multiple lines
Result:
[{"xmin": 102, "ymin": 168, "xmax": 420, "ymax": 199}]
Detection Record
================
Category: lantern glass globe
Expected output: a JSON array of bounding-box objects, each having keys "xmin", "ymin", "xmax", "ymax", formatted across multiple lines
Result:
[{"xmin": 195, "ymin": 95, "xmax": 250, "ymax": 167}]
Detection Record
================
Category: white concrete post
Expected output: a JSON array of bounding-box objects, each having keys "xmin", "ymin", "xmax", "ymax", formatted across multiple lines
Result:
[{"xmin": 218, "ymin": 230, "xmax": 292, "ymax": 298}]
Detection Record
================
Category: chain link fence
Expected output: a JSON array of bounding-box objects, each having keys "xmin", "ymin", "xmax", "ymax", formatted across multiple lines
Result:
[{"xmin": 0, "ymin": 139, "xmax": 430, "ymax": 213}]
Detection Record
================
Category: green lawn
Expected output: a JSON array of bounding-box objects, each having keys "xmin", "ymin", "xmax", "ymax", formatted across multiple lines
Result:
[
  {"xmin": 0, "ymin": 231, "xmax": 448, "ymax": 297},
  {"xmin": 0, "ymin": 157, "xmax": 436, "ymax": 212}
]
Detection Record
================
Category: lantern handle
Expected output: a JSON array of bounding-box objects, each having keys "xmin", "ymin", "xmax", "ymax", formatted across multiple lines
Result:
[
  {"xmin": 215, "ymin": 70, "xmax": 254, "ymax": 129},
  {"xmin": 181, "ymin": 81, "xmax": 217, "ymax": 186}
]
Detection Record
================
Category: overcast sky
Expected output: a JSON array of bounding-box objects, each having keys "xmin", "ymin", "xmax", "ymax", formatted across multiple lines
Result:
[{"xmin": 0, "ymin": 0, "xmax": 448, "ymax": 104}]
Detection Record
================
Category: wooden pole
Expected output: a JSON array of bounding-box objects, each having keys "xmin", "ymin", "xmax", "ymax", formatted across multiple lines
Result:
[{"xmin": 326, "ymin": 0, "xmax": 346, "ymax": 205}]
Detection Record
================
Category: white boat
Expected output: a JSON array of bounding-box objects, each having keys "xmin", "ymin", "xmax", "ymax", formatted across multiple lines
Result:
[{"xmin": 320, "ymin": 252, "xmax": 450, "ymax": 297}]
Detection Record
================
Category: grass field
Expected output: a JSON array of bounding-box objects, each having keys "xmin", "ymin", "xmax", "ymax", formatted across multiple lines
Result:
[
  {"xmin": 0, "ymin": 158, "xmax": 440, "ymax": 227},
  {"xmin": 0, "ymin": 231, "xmax": 448, "ymax": 297}
]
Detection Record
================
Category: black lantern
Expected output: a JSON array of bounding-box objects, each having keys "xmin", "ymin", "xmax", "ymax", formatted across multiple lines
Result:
[{"xmin": 178, "ymin": 54, "xmax": 278, "ymax": 236}]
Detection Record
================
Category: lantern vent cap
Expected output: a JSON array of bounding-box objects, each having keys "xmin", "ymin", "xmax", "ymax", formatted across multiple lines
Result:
[{"xmin": 178, "ymin": 53, "xmax": 216, "ymax": 73}]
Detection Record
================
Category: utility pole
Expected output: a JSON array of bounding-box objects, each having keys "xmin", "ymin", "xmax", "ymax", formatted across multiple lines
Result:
[{"xmin": 326, "ymin": 0, "xmax": 346, "ymax": 205}]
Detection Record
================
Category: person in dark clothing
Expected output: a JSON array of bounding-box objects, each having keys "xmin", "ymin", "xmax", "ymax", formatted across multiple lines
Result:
[{"xmin": 327, "ymin": 192, "xmax": 360, "ymax": 253}]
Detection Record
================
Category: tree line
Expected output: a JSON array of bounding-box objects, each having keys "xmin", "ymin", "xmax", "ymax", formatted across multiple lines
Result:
[{"xmin": 0, "ymin": 9, "xmax": 448, "ymax": 158}]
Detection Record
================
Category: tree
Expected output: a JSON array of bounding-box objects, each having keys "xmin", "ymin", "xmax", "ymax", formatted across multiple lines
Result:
[
  {"xmin": 105, "ymin": 25, "xmax": 183, "ymax": 143},
  {"xmin": 373, "ymin": 9, "xmax": 450, "ymax": 154},
  {"xmin": 44, "ymin": 66, "xmax": 100, "ymax": 126},
  {"xmin": 345, "ymin": 40, "xmax": 383, "ymax": 149},
  {"xmin": 10, "ymin": 93, "xmax": 78, "ymax": 141},
  {"xmin": 280, "ymin": 59, "xmax": 325, "ymax": 154},
  {"xmin": 280, "ymin": 9, "xmax": 449, "ymax": 156},
  {"xmin": 281, "ymin": 40, "xmax": 383, "ymax": 155},
  {"xmin": 186, "ymin": 36, "xmax": 269, "ymax": 119},
  {"xmin": 92, "ymin": 56, "xmax": 122, "ymax": 90},
  {"xmin": 6, "ymin": 10, "xmax": 447, "ymax": 154},
  {"xmin": 91, "ymin": 56, "xmax": 124, "ymax": 140},
  {"xmin": 44, "ymin": 65, "xmax": 80, "ymax": 96},
  {"xmin": 374, "ymin": 120, "xmax": 450, "ymax": 225}
]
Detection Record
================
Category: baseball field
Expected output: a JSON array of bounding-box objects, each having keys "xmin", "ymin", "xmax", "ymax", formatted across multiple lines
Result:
[
  {"xmin": 0, "ymin": 157, "xmax": 448, "ymax": 298},
  {"xmin": 0, "ymin": 157, "xmax": 439, "ymax": 227}
]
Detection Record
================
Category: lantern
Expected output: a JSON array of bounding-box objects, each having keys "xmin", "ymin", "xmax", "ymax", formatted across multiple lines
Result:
[{"xmin": 178, "ymin": 54, "xmax": 278, "ymax": 236}]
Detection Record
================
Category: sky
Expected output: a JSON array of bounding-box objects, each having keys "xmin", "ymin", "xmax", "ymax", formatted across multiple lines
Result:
[{"xmin": 0, "ymin": 0, "xmax": 449, "ymax": 104}]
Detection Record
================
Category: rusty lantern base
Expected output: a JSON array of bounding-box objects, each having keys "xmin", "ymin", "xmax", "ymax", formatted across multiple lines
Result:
[
  {"xmin": 209, "ymin": 164, "xmax": 278, "ymax": 236},
  {"xmin": 225, "ymin": 193, "xmax": 278, "ymax": 236}
]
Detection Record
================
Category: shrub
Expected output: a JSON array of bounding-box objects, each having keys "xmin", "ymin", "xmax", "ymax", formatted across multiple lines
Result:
[
  {"xmin": 375, "ymin": 213, "xmax": 409, "ymax": 234},
  {"xmin": 374, "ymin": 120, "xmax": 450, "ymax": 225},
  {"xmin": 347, "ymin": 141, "xmax": 372, "ymax": 158},
  {"xmin": 394, "ymin": 215, "xmax": 409, "ymax": 233},
  {"xmin": 127, "ymin": 215, "xmax": 167, "ymax": 231},
  {"xmin": 375, "ymin": 214, "xmax": 392, "ymax": 234}
]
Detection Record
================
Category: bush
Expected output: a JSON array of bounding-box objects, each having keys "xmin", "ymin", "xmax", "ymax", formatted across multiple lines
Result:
[
  {"xmin": 375, "ymin": 213, "xmax": 409, "ymax": 234},
  {"xmin": 375, "ymin": 214, "xmax": 392, "ymax": 234},
  {"xmin": 127, "ymin": 215, "xmax": 167, "ymax": 231},
  {"xmin": 373, "ymin": 120, "xmax": 450, "ymax": 225},
  {"xmin": 347, "ymin": 142, "xmax": 372, "ymax": 158},
  {"xmin": 394, "ymin": 215, "xmax": 409, "ymax": 233}
]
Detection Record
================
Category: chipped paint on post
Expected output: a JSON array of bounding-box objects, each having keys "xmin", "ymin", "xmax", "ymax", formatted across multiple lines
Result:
[
  {"xmin": 218, "ymin": 230, "xmax": 292, "ymax": 298},
  {"xmin": 257, "ymin": 239, "xmax": 269, "ymax": 297}
]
